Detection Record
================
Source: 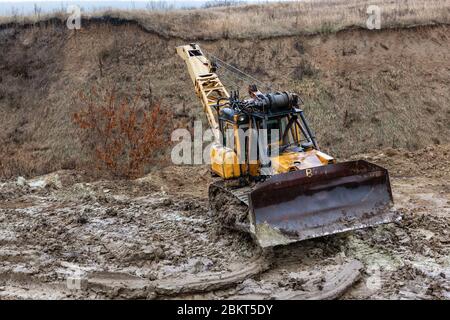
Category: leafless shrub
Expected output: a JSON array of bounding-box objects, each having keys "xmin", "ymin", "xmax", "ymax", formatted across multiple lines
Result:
[{"xmin": 73, "ymin": 86, "xmax": 173, "ymax": 179}]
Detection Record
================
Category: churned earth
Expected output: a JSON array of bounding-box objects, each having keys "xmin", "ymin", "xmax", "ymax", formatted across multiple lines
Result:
[{"xmin": 0, "ymin": 144, "xmax": 449, "ymax": 299}]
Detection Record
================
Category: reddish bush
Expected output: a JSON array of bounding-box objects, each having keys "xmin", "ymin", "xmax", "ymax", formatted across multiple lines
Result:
[{"xmin": 73, "ymin": 87, "xmax": 172, "ymax": 178}]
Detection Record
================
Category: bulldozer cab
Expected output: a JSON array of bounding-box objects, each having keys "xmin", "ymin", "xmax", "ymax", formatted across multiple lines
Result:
[
  {"xmin": 218, "ymin": 93, "xmax": 319, "ymax": 167},
  {"xmin": 265, "ymin": 114, "xmax": 316, "ymax": 155}
]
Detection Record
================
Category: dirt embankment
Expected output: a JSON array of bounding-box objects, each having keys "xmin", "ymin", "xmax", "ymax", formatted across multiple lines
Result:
[{"xmin": 0, "ymin": 21, "xmax": 449, "ymax": 179}]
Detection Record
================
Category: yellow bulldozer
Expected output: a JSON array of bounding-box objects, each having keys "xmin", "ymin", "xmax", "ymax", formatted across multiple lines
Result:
[{"xmin": 177, "ymin": 43, "xmax": 398, "ymax": 247}]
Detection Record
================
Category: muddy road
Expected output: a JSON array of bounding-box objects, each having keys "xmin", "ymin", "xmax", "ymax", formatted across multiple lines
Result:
[{"xmin": 0, "ymin": 145, "xmax": 449, "ymax": 299}]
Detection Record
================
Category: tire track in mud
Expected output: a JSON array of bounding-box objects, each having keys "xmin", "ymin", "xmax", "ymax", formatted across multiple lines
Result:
[{"xmin": 0, "ymin": 171, "xmax": 265, "ymax": 299}]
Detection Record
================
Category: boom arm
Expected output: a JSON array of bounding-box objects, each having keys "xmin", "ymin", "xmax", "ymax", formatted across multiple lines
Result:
[{"xmin": 176, "ymin": 44, "xmax": 229, "ymax": 142}]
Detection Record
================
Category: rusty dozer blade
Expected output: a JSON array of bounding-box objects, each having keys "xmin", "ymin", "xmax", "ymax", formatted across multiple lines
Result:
[{"xmin": 249, "ymin": 160, "xmax": 399, "ymax": 247}]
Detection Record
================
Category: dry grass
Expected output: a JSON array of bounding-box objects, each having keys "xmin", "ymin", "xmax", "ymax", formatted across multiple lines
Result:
[
  {"xmin": 0, "ymin": 0, "xmax": 449, "ymax": 39},
  {"xmin": 0, "ymin": 2, "xmax": 448, "ymax": 179}
]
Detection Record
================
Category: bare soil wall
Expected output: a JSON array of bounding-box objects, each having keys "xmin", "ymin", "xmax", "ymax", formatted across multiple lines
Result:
[{"xmin": 0, "ymin": 22, "xmax": 449, "ymax": 178}]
